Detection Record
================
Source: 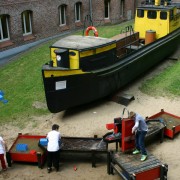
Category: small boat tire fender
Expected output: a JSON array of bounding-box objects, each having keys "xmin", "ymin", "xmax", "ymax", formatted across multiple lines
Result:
[{"xmin": 85, "ymin": 26, "xmax": 98, "ymax": 37}]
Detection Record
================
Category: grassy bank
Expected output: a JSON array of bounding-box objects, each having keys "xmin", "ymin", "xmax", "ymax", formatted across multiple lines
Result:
[
  {"xmin": 140, "ymin": 59, "xmax": 180, "ymax": 97},
  {"xmin": 0, "ymin": 42, "xmax": 52, "ymax": 124},
  {"xmin": 0, "ymin": 20, "xmax": 179, "ymax": 125}
]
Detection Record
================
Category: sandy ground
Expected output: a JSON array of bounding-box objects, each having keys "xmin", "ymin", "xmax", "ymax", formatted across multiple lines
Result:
[{"xmin": 0, "ymin": 52, "xmax": 180, "ymax": 179}]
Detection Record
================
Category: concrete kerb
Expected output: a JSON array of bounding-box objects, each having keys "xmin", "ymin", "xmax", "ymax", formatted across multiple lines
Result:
[{"xmin": 0, "ymin": 30, "xmax": 73, "ymax": 67}]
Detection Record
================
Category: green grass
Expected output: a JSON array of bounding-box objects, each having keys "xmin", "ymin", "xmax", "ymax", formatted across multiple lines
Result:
[
  {"xmin": 140, "ymin": 60, "xmax": 180, "ymax": 97},
  {"xmin": 75, "ymin": 20, "xmax": 134, "ymax": 38},
  {"xmin": 0, "ymin": 41, "xmax": 55, "ymax": 124},
  {"xmin": 0, "ymin": 19, "xmax": 179, "ymax": 126}
]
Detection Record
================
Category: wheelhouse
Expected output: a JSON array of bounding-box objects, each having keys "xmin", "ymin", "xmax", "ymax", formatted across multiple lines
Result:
[{"xmin": 135, "ymin": 1, "xmax": 180, "ymax": 39}]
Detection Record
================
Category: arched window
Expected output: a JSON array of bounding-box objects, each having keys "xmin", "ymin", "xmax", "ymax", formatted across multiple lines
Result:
[
  {"xmin": 0, "ymin": 14, "xmax": 10, "ymax": 42},
  {"xmin": 104, "ymin": 0, "xmax": 110, "ymax": 19},
  {"xmin": 59, "ymin": 4, "xmax": 67, "ymax": 25},
  {"xmin": 120, "ymin": 0, "xmax": 124, "ymax": 17},
  {"xmin": 75, "ymin": 2, "xmax": 81, "ymax": 22},
  {"xmin": 21, "ymin": 10, "xmax": 32, "ymax": 36}
]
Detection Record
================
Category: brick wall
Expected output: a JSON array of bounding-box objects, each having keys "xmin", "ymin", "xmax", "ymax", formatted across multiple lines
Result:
[{"xmin": 0, "ymin": 0, "xmax": 142, "ymax": 51}]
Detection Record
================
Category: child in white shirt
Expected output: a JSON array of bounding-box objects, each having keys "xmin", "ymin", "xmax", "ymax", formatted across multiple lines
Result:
[{"xmin": 0, "ymin": 136, "xmax": 7, "ymax": 171}]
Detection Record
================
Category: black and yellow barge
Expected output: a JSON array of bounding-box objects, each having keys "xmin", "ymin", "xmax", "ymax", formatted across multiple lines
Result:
[{"xmin": 42, "ymin": 0, "xmax": 180, "ymax": 113}]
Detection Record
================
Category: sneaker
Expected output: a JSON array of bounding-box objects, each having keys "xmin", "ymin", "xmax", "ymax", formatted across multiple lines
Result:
[
  {"xmin": 132, "ymin": 149, "xmax": 140, "ymax": 155},
  {"xmin": 3, "ymin": 168, "xmax": 7, "ymax": 171},
  {"xmin": 141, "ymin": 155, "xmax": 147, "ymax": 161},
  {"xmin": 47, "ymin": 168, "xmax": 52, "ymax": 173}
]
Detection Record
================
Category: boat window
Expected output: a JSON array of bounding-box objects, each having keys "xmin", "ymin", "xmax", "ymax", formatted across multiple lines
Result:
[
  {"xmin": 160, "ymin": 11, "xmax": 167, "ymax": 20},
  {"xmin": 147, "ymin": 10, "xmax": 157, "ymax": 19},
  {"xmin": 137, "ymin": 9, "xmax": 144, "ymax": 18},
  {"xmin": 170, "ymin": 10, "xmax": 174, "ymax": 20},
  {"xmin": 69, "ymin": 51, "xmax": 76, "ymax": 56}
]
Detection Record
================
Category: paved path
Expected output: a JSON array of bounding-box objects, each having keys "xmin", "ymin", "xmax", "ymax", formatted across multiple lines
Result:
[
  {"xmin": 0, "ymin": 31, "xmax": 71, "ymax": 66},
  {"xmin": 0, "ymin": 31, "xmax": 179, "ymax": 67}
]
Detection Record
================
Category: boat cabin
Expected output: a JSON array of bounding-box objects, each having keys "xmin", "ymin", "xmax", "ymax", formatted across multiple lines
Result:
[
  {"xmin": 135, "ymin": 0, "xmax": 180, "ymax": 40},
  {"xmin": 50, "ymin": 35, "xmax": 117, "ymax": 70}
]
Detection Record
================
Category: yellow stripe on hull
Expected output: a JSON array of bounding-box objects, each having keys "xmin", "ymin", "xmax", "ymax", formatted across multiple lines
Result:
[
  {"xmin": 43, "ymin": 69, "xmax": 88, "ymax": 78},
  {"xmin": 80, "ymin": 43, "xmax": 116, "ymax": 58}
]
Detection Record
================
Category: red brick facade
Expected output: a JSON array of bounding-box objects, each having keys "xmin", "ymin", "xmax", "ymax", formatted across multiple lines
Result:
[{"xmin": 2, "ymin": 0, "xmax": 175, "ymax": 51}]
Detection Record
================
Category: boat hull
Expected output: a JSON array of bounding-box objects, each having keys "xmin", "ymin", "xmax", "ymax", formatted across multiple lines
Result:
[{"xmin": 42, "ymin": 28, "xmax": 180, "ymax": 113}]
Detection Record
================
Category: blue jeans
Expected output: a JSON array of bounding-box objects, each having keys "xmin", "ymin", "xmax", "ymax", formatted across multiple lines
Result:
[{"xmin": 135, "ymin": 130, "xmax": 147, "ymax": 155}]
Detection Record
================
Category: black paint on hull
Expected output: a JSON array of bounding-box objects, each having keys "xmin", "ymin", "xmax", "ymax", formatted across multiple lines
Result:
[{"xmin": 42, "ymin": 28, "xmax": 180, "ymax": 113}]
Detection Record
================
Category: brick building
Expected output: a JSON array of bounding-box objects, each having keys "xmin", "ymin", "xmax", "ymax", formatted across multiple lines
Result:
[
  {"xmin": 0, "ymin": 0, "xmax": 140, "ymax": 51},
  {"xmin": 1, "ymin": 0, "xmax": 178, "ymax": 51}
]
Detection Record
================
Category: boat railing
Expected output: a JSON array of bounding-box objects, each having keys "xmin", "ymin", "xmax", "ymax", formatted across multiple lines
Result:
[
  {"xmin": 116, "ymin": 26, "xmax": 140, "ymax": 59},
  {"xmin": 125, "ymin": 25, "xmax": 138, "ymax": 53},
  {"xmin": 116, "ymin": 41, "xmax": 141, "ymax": 59},
  {"xmin": 143, "ymin": 0, "xmax": 172, "ymax": 6}
]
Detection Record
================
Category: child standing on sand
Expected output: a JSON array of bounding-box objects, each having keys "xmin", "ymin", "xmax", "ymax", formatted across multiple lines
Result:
[{"xmin": 0, "ymin": 135, "xmax": 7, "ymax": 171}]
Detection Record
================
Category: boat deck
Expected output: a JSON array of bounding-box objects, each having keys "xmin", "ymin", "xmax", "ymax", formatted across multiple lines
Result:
[
  {"xmin": 111, "ymin": 31, "xmax": 140, "ymax": 58},
  {"xmin": 52, "ymin": 35, "xmax": 116, "ymax": 50}
]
